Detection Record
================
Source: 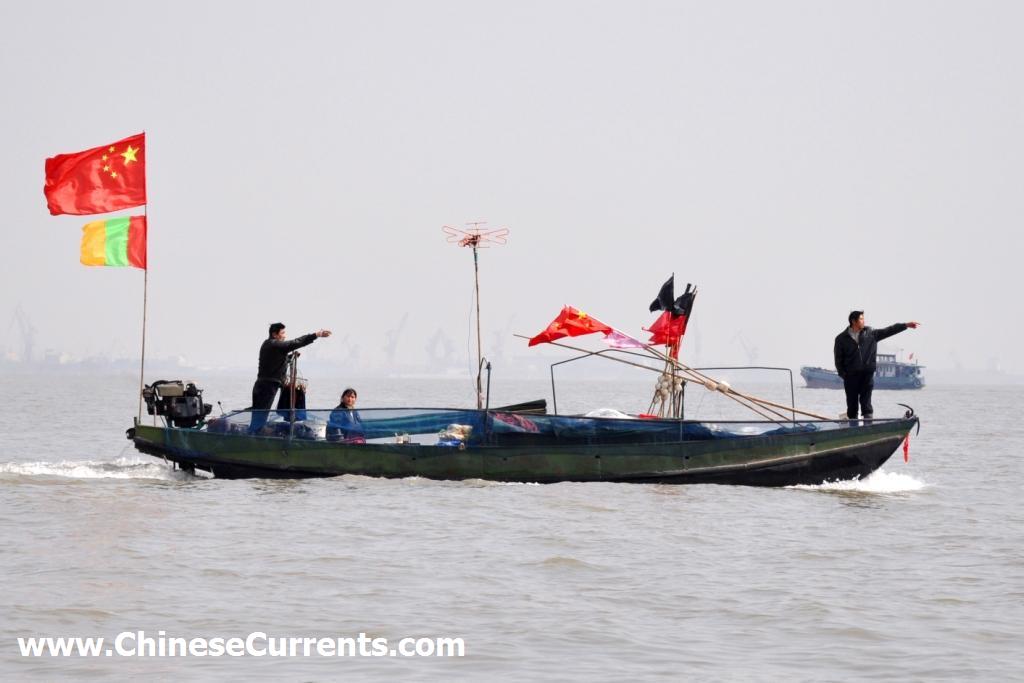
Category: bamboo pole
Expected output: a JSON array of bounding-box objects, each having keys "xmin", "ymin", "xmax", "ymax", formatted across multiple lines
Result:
[
  {"xmin": 618, "ymin": 337, "xmax": 830, "ymax": 420},
  {"xmin": 516, "ymin": 334, "xmax": 789, "ymax": 419},
  {"xmin": 515, "ymin": 334, "xmax": 831, "ymax": 421},
  {"xmin": 647, "ymin": 348, "xmax": 829, "ymax": 420}
]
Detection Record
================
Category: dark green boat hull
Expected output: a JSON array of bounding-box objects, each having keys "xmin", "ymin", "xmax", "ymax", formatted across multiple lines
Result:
[{"xmin": 131, "ymin": 417, "xmax": 917, "ymax": 487}]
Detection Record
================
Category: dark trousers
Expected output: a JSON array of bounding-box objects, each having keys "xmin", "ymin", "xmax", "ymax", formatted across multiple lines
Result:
[
  {"xmin": 276, "ymin": 387, "xmax": 307, "ymax": 421},
  {"xmin": 249, "ymin": 378, "xmax": 281, "ymax": 433},
  {"xmin": 843, "ymin": 371, "xmax": 874, "ymax": 419}
]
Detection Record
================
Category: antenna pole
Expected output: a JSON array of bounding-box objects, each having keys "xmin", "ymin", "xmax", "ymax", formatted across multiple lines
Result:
[
  {"xmin": 442, "ymin": 221, "xmax": 509, "ymax": 409},
  {"xmin": 473, "ymin": 242, "xmax": 483, "ymax": 408}
]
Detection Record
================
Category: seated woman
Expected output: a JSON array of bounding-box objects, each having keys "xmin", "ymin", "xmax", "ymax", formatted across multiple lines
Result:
[{"xmin": 327, "ymin": 388, "xmax": 365, "ymax": 443}]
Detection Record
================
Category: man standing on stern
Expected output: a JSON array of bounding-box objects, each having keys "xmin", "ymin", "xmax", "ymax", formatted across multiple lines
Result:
[
  {"xmin": 834, "ymin": 311, "xmax": 920, "ymax": 421},
  {"xmin": 250, "ymin": 322, "xmax": 331, "ymax": 433}
]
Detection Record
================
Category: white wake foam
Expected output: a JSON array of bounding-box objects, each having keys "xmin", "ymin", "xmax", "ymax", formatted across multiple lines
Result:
[
  {"xmin": 790, "ymin": 468, "xmax": 927, "ymax": 493},
  {"xmin": 0, "ymin": 456, "xmax": 191, "ymax": 481}
]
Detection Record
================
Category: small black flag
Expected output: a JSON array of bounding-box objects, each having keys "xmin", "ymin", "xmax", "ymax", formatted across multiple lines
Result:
[
  {"xmin": 650, "ymin": 275, "xmax": 696, "ymax": 317},
  {"xmin": 674, "ymin": 283, "xmax": 696, "ymax": 318},
  {"xmin": 650, "ymin": 275, "xmax": 675, "ymax": 314}
]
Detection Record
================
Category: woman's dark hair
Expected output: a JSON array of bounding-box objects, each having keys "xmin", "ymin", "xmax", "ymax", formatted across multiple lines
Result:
[
  {"xmin": 268, "ymin": 322, "xmax": 285, "ymax": 337},
  {"xmin": 342, "ymin": 388, "xmax": 357, "ymax": 399},
  {"xmin": 848, "ymin": 310, "xmax": 864, "ymax": 325}
]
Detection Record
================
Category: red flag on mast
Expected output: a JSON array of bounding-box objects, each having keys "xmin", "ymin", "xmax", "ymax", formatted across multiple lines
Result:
[
  {"xmin": 528, "ymin": 306, "xmax": 612, "ymax": 346},
  {"xmin": 646, "ymin": 277, "xmax": 697, "ymax": 356},
  {"xmin": 44, "ymin": 133, "xmax": 146, "ymax": 215},
  {"xmin": 646, "ymin": 310, "xmax": 689, "ymax": 346}
]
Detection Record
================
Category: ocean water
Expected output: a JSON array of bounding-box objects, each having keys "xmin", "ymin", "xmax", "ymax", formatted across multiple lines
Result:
[{"xmin": 1, "ymin": 373, "xmax": 1022, "ymax": 680}]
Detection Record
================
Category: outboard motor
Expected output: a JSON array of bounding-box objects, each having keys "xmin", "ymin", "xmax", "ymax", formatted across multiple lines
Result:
[{"xmin": 142, "ymin": 380, "xmax": 213, "ymax": 428}]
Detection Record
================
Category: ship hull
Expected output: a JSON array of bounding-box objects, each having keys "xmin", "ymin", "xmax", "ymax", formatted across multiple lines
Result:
[
  {"xmin": 131, "ymin": 415, "xmax": 917, "ymax": 487},
  {"xmin": 800, "ymin": 366, "xmax": 924, "ymax": 390}
]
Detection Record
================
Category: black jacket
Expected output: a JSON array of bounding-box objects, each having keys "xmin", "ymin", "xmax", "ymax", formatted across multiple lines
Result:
[
  {"xmin": 833, "ymin": 323, "xmax": 907, "ymax": 378},
  {"xmin": 257, "ymin": 334, "xmax": 317, "ymax": 383}
]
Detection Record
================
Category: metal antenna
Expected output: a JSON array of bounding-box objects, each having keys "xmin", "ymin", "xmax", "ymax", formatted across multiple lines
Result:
[{"xmin": 442, "ymin": 221, "xmax": 509, "ymax": 408}]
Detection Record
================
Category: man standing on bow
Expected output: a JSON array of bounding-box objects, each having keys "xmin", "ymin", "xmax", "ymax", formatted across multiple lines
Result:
[
  {"xmin": 834, "ymin": 311, "xmax": 920, "ymax": 420},
  {"xmin": 250, "ymin": 322, "xmax": 331, "ymax": 433}
]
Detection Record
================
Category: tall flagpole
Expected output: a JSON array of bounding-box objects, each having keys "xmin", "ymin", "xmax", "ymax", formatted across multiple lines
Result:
[
  {"xmin": 137, "ymin": 132, "xmax": 148, "ymax": 421},
  {"xmin": 138, "ymin": 229, "xmax": 148, "ymax": 420}
]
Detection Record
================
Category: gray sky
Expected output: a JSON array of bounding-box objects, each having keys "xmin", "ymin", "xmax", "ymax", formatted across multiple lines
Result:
[{"xmin": 2, "ymin": 1, "xmax": 1021, "ymax": 376}]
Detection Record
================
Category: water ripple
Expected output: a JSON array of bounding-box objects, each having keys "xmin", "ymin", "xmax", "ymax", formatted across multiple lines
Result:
[{"xmin": 1, "ymin": 378, "xmax": 1022, "ymax": 679}]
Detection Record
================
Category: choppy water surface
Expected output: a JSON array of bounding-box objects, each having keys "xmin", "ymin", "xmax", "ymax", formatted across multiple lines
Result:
[{"xmin": 1, "ymin": 373, "xmax": 1022, "ymax": 680}]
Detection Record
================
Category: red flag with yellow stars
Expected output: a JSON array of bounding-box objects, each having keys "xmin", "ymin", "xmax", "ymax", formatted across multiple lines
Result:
[
  {"xmin": 44, "ymin": 133, "xmax": 146, "ymax": 215},
  {"xmin": 528, "ymin": 306, "xmax": 612, "ymax": 346}
]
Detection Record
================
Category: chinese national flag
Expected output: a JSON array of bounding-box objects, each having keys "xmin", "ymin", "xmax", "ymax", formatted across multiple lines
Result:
[
  {"xmin": 44, "ymin": 133, "xmax": 146, "ymax": 215},
  {"xmin": 528, "ymin": 306, "xmax": 612, "ymax": 346}
]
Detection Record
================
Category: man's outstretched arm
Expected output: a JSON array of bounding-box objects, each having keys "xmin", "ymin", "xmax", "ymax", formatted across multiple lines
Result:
[
  {"xmin": 875, "ymin": 321, "xmax": 920, "ymax": 341},
  {"xmin": 268, "ymin": 329, "xmax": 332, "ymax": 352}
]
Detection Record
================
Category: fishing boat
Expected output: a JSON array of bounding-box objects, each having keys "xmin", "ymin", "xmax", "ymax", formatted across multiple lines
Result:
[
  {"xmin": 128, "ymin": 377, "xmax": 918, "ymax": 486},
  {"xmin": 801, "ymin": 353, "xmax": 925, "ymax": 390},
  {"xmin": 127, "ymin": 268, "xmax": 918, "ymax": 487}
]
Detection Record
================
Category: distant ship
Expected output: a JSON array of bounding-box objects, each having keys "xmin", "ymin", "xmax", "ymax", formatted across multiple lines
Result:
[{"xmin": 801, "ymin": 353, "xmax": 925, "ymax": 390}]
